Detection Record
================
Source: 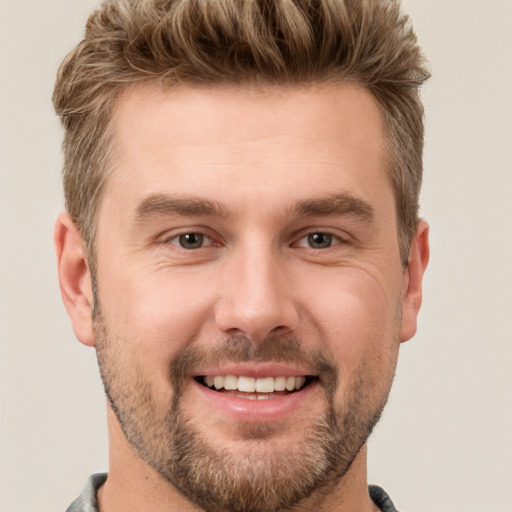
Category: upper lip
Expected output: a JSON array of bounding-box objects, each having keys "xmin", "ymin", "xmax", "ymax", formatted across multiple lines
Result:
[{"xmin": 193, "ymin": 363, "xmax": 314, "ymax": 378}]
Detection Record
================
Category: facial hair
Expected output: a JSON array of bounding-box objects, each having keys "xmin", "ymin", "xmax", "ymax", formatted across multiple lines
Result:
[{"xmin": 94, "ymin": 311, "xmax": 394, "ymax": 512}]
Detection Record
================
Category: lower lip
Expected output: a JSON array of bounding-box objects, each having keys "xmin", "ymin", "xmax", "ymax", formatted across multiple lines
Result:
[{"xmin": 191, "ymin": 378, "xmax": 320, "ymax": 422}]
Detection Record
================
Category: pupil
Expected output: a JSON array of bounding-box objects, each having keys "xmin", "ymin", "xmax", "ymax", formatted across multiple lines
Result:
[
  {"xmin": 308, "ymin": 233, "xmax": 332, "ymax": 249},
  {"xmin": 179, "ymin": 233, "xmax": 204, "ymax": 249}
]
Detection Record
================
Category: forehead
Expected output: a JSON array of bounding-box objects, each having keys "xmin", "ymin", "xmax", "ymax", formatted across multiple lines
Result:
[
  {"xmin": 104, "ymin": 82, "xmax": 389, "ymax": 216},
  {"xmin": 115, "ymin": 81, "xmax": 383, "ymax": 135},
  {"xmin": 112, "ymin": 82, "xmax": 384, "ymax": 156}
]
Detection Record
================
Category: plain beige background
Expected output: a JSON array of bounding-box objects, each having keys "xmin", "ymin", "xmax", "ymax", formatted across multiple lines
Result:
[{"xmin": 1, "ymin": 1, "xmax": 511, "ymax": 511}]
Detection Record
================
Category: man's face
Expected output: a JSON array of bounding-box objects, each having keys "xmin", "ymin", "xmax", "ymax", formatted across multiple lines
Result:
[{"xmin": 90, "ymin": 84, "xmax": 418, "ymax": 511}]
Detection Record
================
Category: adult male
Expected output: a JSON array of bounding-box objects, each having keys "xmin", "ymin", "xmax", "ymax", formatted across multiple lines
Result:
[{"xmin": 53, "ymin": 0, "xmax": 430, "ymax": 511}]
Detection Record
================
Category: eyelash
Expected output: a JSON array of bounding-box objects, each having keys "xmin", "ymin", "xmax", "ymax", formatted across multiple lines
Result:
[
  {"xmin": 162, "ymin": 229, "xmax": 347, "ymax": 251},
  {"xmin": 294, "ymin": 231, "xmax": 344, "ymax": 250},
  {"xmin": 164, "ymin": 229, "xmax": 217, "ymax": 250}
]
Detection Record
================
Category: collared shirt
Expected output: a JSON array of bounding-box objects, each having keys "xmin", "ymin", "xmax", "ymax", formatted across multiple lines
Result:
[{"xmin": 66, "ymin": 473, "xmax": 400, "ymax": 512}]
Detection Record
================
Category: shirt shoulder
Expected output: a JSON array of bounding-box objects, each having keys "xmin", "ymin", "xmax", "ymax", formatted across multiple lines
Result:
[
  {"xmin": 66, "ymin": 475, "xmax": 397, "ymax": 512},
  {"xmin": 65, "ymin": 473, "xmax": 107, "ymax": 512},
  {"xmin": 369, "ymin": 484, "xmax": 400, "ymax": 512}
]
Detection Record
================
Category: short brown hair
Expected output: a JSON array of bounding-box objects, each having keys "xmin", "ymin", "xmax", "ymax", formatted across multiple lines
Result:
[{"xmin": 53, "ymin": 0, "xmax": 429, "ymax": 267}]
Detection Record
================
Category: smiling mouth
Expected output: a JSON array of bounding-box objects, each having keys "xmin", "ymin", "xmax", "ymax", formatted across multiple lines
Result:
[{"xmin": 195, "ymin": 375, "xmax": 317, "ymax": 400}]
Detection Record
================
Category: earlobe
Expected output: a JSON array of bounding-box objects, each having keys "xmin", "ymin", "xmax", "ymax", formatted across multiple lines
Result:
[
  {"xmin": 400, "ymin": 220, "xmax": 430, "ymax": 342},
  {"xmin": 54, "ymin": 213, "xmax": 95, "ymax": 347}
]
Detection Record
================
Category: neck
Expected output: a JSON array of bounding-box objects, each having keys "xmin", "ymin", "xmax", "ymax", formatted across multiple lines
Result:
[{"xmin": 99, "ymin": 406, "xmax": 378, "ymax": 512}]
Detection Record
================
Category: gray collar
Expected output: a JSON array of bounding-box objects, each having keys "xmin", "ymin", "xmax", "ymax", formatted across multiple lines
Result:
[{"xmin": 66, "ymin": 474, "xmax": 399, "ymax": 512}]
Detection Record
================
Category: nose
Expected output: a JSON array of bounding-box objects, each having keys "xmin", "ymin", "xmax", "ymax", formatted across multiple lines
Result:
[{"xmin": 214, "ymin": 244, "xmax": 300, "ymax": 342}]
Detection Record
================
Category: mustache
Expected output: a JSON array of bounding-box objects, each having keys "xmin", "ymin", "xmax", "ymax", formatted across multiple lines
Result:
[{"xmin": 169, "ymin": 332, "xmax": 338, "ymax": 397}]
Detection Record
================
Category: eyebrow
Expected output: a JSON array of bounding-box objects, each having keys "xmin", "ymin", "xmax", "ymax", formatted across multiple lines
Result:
[
  {"xmin": 134, "ymin": 191, "xmax": 374, "ymax": 223},
  {"xmin": 292, "ymin": 193, "xmax": 375, "ymax": 221},
  {"xmin": 134, "ymin": 194, "xmax": 232, "ymax": 222}
]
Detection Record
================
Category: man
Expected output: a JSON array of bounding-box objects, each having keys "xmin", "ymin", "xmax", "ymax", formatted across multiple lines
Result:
[{"xmin": 53, "ymin": 0, "xmax": 430, "ymax": 511}]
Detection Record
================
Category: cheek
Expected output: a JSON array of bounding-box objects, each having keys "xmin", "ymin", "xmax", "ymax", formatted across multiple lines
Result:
[
  {"xmin": 300, "ymin": 268, "xmax": 401, "ymax": 386},
  {"xmin": 96, "ymin": 262, "xmax": 217, "ymax": 373}
]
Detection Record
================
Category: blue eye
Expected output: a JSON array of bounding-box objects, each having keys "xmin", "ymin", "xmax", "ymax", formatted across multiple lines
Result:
[
  {"xmin": 296, "ymin": 232, "xmax": 340, "ymax": 249},
  {"xmin": 171, "ymin": 233, "xmax": 209, "ymax": 249},
  {"xmin": 307, "ymin": 233, "xmax": 333, "ymax": 249}
]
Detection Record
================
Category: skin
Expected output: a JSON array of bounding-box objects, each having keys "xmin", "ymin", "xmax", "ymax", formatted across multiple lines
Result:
[{"xmin": 55, "ymin": 83, "xmax": 429, "ymax": 512}]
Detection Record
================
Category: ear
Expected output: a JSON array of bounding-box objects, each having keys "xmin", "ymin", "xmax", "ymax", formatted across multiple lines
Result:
[
  {"xmin": 400, "ymin": 220, "xmax": 430, "ymax": 342},
  {"xmin": 54, "ymin": 213, "xmax": 95, "ymax": 347}
]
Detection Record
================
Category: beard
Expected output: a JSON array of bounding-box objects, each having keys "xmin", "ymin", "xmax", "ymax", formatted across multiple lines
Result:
[{"xmin": 94, "ymin": 308, "xmax": 395, "ymax": 512}]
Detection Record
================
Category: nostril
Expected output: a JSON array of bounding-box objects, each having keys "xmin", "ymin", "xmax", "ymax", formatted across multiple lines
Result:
[{"xmin": 213, "ymin": 281, "xmax": 300, "ymax": 342}]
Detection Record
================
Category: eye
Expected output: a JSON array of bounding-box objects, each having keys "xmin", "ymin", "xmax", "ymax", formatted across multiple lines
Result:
[
  {"xmin": 296, "ymin": 232, "xmax": 341, "ymax": 249},
  {"xmin": 169, "ymin": 232, "xmax": 213, "ymax": 249}
]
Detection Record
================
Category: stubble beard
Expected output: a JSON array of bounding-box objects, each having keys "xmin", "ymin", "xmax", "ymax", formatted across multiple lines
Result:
[{"xmin": 94, "ymin": 310, "xmax": 394, "ymax": 512}]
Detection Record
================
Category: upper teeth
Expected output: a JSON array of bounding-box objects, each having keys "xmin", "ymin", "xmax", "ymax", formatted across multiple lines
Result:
[{"xmin": 203, "ymin": 375, "xmax": 306, "ymax": 393}]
